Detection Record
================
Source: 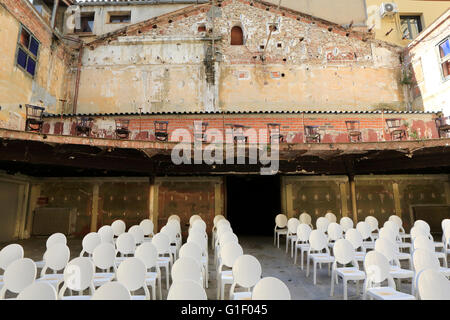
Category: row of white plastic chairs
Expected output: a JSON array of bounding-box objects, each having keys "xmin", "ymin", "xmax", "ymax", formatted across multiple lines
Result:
[
  {"xmin": 274, "ymin": 212, "xmax": 450, "ymax": 299},
  {"xmin": 212, "ymin": 215, "xmax": 291, "ymax": 300}
]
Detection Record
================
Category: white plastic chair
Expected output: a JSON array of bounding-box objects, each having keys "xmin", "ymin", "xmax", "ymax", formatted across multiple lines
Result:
[
  {"xmin": 80, "ymin": 232, "xmax": 101, "ymax": 257},
  {"xmin": 414, "ymin": 220, "xmax": 444, "ymax": 250},
  {"xmin": 167, "ymin": 279, "xmax": 207, "ymax": 300},
  {"xmin": 374, "ymin": 238, "xmax": 414, "ymax": 294},
  {"xmin": 294, "ymin": 223, "xmax": 311, "ymax": 269},
  {"xmin": 135, "ymin": 242, "xmax": 161, "ymax": 300},
  {"xmin": 412, "ymin": 248, "xmax": 450, "ymax": 296},
  {"xmin": 98, "ymin": 225, "xmax": 114, "ymax": 244},
  {"xmin": 252, "ymin": 277, "xmax": 291, "ymax": 300},
  {"xmin": 152, "ymin": 232, "xmax": 173, "ymax": 289},
  {"xmin": 229, "ymin": 255, "xmax": 262, "ymax": 300},
  {"xmin": 316, "ymin": 217, "xmax": 330, "ymax": 234},
  {"xmin": 58, "ymin": 257, "xmax": 95, "ymax": 300},
  {"xmin": 0, "ymin": 258, "xmax": 36, "ymax": 299},
  {"xmin": 414, "ymin": 235, "xmax": 448, "ymax": 267},
  {"xmin": 212, "ymin": 215, "xmax": 226, "ymax": 247},
  {"xmin": 161, "ymin": 224, "xmax": 179, "ymax": 261},
  {"xmin": 378, "ymin": 227, "xmax": 412, "ymax": 270},
  {"xmin": 36, "ymin": 243, "xmax": 70, "ymax": 290},
  {"xmin": 0, "ymin": 244, "xmax": 24, "ymax": 290},
  {"xmin": 442, "ymin": 219, "xmax": 450, "ymax": 248},
  {"xmin": 325, "ymin": 212, "xmax": 337, "ymax": 223},
  {"xmin": 168, "ymin": 214, "xmax": 181, "ymax": 222},
  {"xmin": 171, "ymin": 257, "xmax": 203, "ymax": 287},
  {"xmin": 168, "ymin": 219, "xmax": 183, "ymax": 248},
  {"xmin": 389, "ymin": 215, "xmax": 410, "ymax": 240},
  {"xmin": 35, "ymin": 233, "xmax": 67, "ymax": 269},
  {"xmin": 128, "ymin": 225, "xmax": 145, "ymax": 246},
  {"xmin": 116, "ymin": 257, "xmax": 150, "ymax": 300},
  {"xmin": 363, "ymin": 251, "xmax": 415, "ymax": 300},
  {"xmin": 115, "ymin": 232, "xmax": 136, "ymax": 265},
  {"xmin": 340, "ymin": 217, "xmax": 354, "ymax": 232},
  {"xmin": 299, "ymin": 212, "xmax": 313, "ymax": 229},
  {"xmin": 17, "ymin": 282, "xmax": 57, "ymax": 300},
  {"xmin": 189, "ymin": 215, "xmax": 202, "ymax": 226},
  {"xmin": 91, "ymin": 281, "xmax": 131, "ymax": 300},
  {"xmin": 286, "ymin": 218, "xmax": 299, "ymax": 256},
  {"xmin": 111, "ymin": 220, "xmax": 126, "ymax": 240},
  {"xmin": 417, "ymin": 268, "xmax": 450, "ymax": 300},
  {"xmin": 274, "ymin": 214, "xmax": 288, "ymax": 248},
  {"xmin": 356, "ymin": 221, "xmax": 375, "ymax": 250},
  {"xmin": 306, "ymin": 230, "xmax": 334, "ymax": 285},
  {"xmin": 188, "ymin": 231, "xmax": 210, "ymax": 286},
  {"xmin": 92, "ymin": 243, "xmax": 117, "ymax": 287},
  {"xmin": 330, "ymin": 239, "xmax": 366, "ymax": 300},
  {"xmin": 179, "ymin": 242, "xmax": 207, "ymax": 289},
  {"xmin": 139, "ymin": 219, "xmax": 154, "ymax": 242},
  {"xmin": 327, "ymin": 222, "xmax": 343, "ymax": 250},
  {"xmin": 216, "ymin": 242, "xmax": 243, "ymax": 300},
  {"xmin": 365, "ymin": 216, "xmax": 379, "ymax": 239},
  {"xmin": 384, "ymin": 221, "xmax": 411, "ymax": 252},
  {"xmin": 345, "ymin": 228, "xmax": 366, "ymax": 262}
]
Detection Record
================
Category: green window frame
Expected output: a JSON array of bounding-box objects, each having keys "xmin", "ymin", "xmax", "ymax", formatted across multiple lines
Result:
[{"xmin": 15, "ymin": 25, "xmax": 40, "ymax": 78}]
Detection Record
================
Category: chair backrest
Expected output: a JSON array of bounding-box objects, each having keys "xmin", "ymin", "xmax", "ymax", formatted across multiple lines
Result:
[
  {"xmin": 296, "ymin": 224, "xmax": 312, "ymax": 242},
  {"xmin": 168, "ymin": 215, "xmax": 180, "ymax": 223},
  {"xmin": 383, "ymin": 220, "xmax": 400, "ymax": 234},
  {"xmin": 388, "ymin": 215, "xmax": 403, "ymax": 228},
  {"xmin": 59, "ymin": 257, "xmax": 95, "ymax": 298},
  {"xmin": 364, "ymin": 250, "xmax": 395, "ymax": 288},
  {"xmin": 139, "ymin": 219, "xmax": 154, "ymax": 237},
  {"xmin": 325, "ymin": 212, "xmax": 337, "ymax": 223},
  {"xmin": 179, "ymin": 242, "xmax": 203, "ymax": 265},
  {"xmin": 219, "ymin": 231, "xmax": 238, "ymax": 246},
  {"xmin": 0, "ymin": 258, "xmax": 36, "ymax": 298},
  {"xmin": 92, "ymin": 243, "xmax": 116, "ymax": 271},
  {"xmin": 167, "ymin": 219, "xmax": 181, "ymax": 233},
  {"xmin": 412, "ymin": 248, "xmax": 441, "ymax": 274},
  {"xmin": 116, "ymin": 258, "xmax": 148, "ymax": 296},
  {"xmin": 220, "ymin": 242, "xmax": 243, "ymax": 268},
  {"xmin": 216, "ymin": 223, "xmax": 233, "ymax": 239},
  {"xmin": 275, "ymin": 214, "xmax": 288, "ymax": 228},
  {"xmin": 152, "ymin": 233, "xmax": 171, "ymax": 255},
  {"xmin": 414, "ymin": 220, "xmax": 431, "ymax": 234},
  {"xmin": 81, "ymin": 232, "xmax": 101, "ymax": 256},
  {"xmin": 116, "ymin": 233, "xmax": 136, "ymax": 256},
  {"xmin": 442, "ymin": 219, "xmax": 450, "ymax": 233},
  {"xmin": 417, "ymin": 268, "xmax": 450, "ymax": 300},
  {"xmin": 41, "ymin": 243, "xmax": 70, "ymax": 276},
  {"xmin": 213, "ymin": 215, "xmax": 226, "ymax": 227},
  {"xmin": 413, "ymin": 235, "xmax": 435, "ymax": 252},
  {"xmin": 345, "ymin": 228, "xmax": 364, "ymax": 251},
  {"xmin": 171, "ymin": 257, "xmax": 203, "ymax": 285},
  {"xmin": 252, "ymin": 277, "xmax": 291, "ymax": 300},
  {"xmin": 189, "ymin": 215, "xmax": 202, "ymax": 225},
  {"xmin": 98, "ymin": 225, "xmax": 114, "ymax": 243},
  {"xmin": 128, "ymin": 225, "xmax": 145, "ymax": 245},
  {"xmin": 333, "ymin": 239, "xmax": 356, "ymax": 265},
  {"xmin": 374, "ymin": 238, "xmax": 397, "ymax": 263},
  {"xmin": 167, "ymin": 279, "xmax": 207, "ymax": 300},
  {"xmin": 232, "ymin": 255, "xmax": 262, "ymax": 289},
  {"xmin": 378, "ymin": 227, "xmax": 397, "ymax": 244},
  {"xmin": 299, "ymin": 212, "xmax": 312, "ymax": 226},
  {"xmin": 316, "ymin": 217, "xmax": 330, "ymax": 233},
  {"xmin": 340, "ymin": 217, "xmax": 354, "ymax": 232},
  {"xmin": 17, "ymin": 282, "xmax": 57, "ymax": 300},
  {"xmin": 410, "ymin": 226, "xmax": 429, "ymax": 242},
  {"xmin": 192, "ymin": 219, "xmax": 207, "ymax": 233},
  {"xmin": 111, "ymin": 220, "xmax": 126, "ymax": 237},
  {"xmin": 0, "ymin": 244, "xmax": 24, "ymax": 272},
  {"xmin": 356, "ymin": 221, "xmax": 372, "ymax": 241},
  {"xmin": 134, "ymin": 242, "xmax": 158, "ymax": 271},
  {"xmin": 365, "ymin": 216, "xmax": 379, "ymax": 233},
  {"xmin": 217, "ymin": 219, "xmax": 231, "ymax": 230},
  {"xmin": 327, "ymin": 222, "xmax": 343, "ymax": 241},
  {"xmin": 287, "ymin": 218, "xmax": 299, "ymax": 234},
  {"xmin": 91, "ymin": 281, "xmax": 131, "ymax": 300},
  {"xmin": 308, "ymin": 230, "xmax": 328, "ymax": 252},
  {"xmin": 161, "ymin": 225, "xmax": 177, "ymax": 244},
  {"xmin": 46, "ymin": 233, "xmax": 67, "ymax": 249}
]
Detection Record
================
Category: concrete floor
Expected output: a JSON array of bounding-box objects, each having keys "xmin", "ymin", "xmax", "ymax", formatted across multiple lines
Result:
[{"xmin": 1, "ymin": 235, "xmax": 416, "ymax": 300}]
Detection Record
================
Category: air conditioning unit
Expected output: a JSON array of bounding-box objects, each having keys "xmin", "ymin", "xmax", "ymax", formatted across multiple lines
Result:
[{"xmin": 380, "ymin": 2, "xmax": 399, "ymax": 18}]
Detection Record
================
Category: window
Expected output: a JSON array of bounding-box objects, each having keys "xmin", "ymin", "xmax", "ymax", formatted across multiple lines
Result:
[
  {"xmin": 438, "ymin": 37, "xmax": 450, "ymax": 80},
  {"xmin": 231, "ymin": 26, "xmax": 243, "ymax": 45},
  {"xmin": 75, "ymin": 13, "xmax": 95, "ymax": 33},
  {"xmin": 108, "ymin": 12, "xmax": 131, "ymax": 24},
  {"xmin": 400, "ymin": 15, "xmax": 423, "ymax": 40},
  {"xmin": 16, "ymin": 25, "xmax": 39, "ymax": 77}
]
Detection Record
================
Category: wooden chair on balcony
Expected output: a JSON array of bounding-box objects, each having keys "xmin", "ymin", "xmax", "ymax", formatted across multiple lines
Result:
[
  {"xmin": 435, "ymin": 116, "xmax": 450, "ymax": 138},
  {"xmin": 345, "ymin": 120, "xmax": 362, "ymax": 142},
  {"xmin": 304, "ymin": 126, "xmax": 321, "ymax": 143},
  {"xmin": 115, "ymin": 119, "xmax": 130, "ymax": 139},
  {"xmin": 386, "ymin": 118, "xmax": 406, "ymax": 141},
  {"xmin": 267, "ymin": 123, "xmax": 286, "ymax": 143},
  {"xmin": 194, "ymin": 121, "xmax": 209, "ymax": 142},
  {"xmin": 75, "ymin": 117, "xmax": 93, "ymax": 137},
  {"xmin": 154, "ymin": 121, "xmax": 169, "ymax": 142},
  {"xmin": 25, "ymin": 104, "xmax": 45, "ymax": 133}
]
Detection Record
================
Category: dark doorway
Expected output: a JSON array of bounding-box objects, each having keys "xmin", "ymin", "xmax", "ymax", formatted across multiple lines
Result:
[{"xmin": 226, "ymin": 175, "xmax": 281, "ymax": 236}]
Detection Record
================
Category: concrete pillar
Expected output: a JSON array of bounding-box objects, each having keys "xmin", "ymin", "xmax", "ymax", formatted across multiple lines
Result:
[
  {"xmin": 392, "ymin": 182, "xmax": 402, "ymax": 218},
  {"xmin": 149, "ymin": 179, "xmax": 159, "ymax": 232},
  {"xmin": 90, "ymin": 183, "xmax": 100, "ymax": 232},
  {"xmin": 349, "ymin": 178, "xmax": 358, "ymax": 224},
  {"xmin": 281, "ymin": 177, "xmax": 287, "ymax": 215},
  {"xmin": 14, "ymin": 183, "xmax": 30, "ymax": 240},
  {"xmin": 286, "ymin": 183, "xmax": 294, "ymax": 218},
  {"xmin": 339, "ymin": 182, "xmax": 349, "ymax": 217},
  {"xmin": 24, "ymin": 184, "xmax": 41, "ymax": 239},
  {"xmin": 214, "ymin": 182, "xmax": 223, "ymax": 216}
]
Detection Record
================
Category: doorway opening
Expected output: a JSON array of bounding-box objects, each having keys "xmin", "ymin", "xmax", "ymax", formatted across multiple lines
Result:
[{"xmin": 226, "ymin": 175, "xmax": 281, "ymax": 236}]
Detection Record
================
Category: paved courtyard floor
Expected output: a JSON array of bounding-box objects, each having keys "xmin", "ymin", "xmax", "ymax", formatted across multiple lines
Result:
[{"xmin": 1, "ymin": 235, "xmax": 417, "ymax": 300}]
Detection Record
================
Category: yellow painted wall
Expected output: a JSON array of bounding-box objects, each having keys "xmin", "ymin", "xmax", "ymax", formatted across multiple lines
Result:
[{"xmin": 366, "ymin": 0, "xmax": 450, "ymax": 46}]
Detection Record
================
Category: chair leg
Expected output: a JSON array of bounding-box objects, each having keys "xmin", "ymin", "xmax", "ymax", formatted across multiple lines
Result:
[
  {"xmin": 313, "ymin": 262, "xmax": 317, "ymax": 285},
  {"xmin": 165, "ymin": 265, "xmax": 170, "ymax": 289},
  {"xmin": 330, "ymin": 271, "xmax": 335, "ymax": 297},
  {"xmin": 217, "ymin": 276, "xmax": 221, "ymax": 300},
  {"xmin": 294, "ymin": 247, "xmax": 298, "ymax": 264},
  {"xmin": 158, "ymin": 277, "xmax": 162, "ymax": 300},
  {"xmin": 306, "ymin": 255, "xmax": 310, "ymax": 277},
  {"xmin": 286, "ymin": 236, "xmax": 289, "ymax": 253},
  {"xmin": 301, "ymin": 250, "xmax": 305, "ymax": 270},
  {"xmin": 343, "ymin": 280, "xmax": 348, "ymax": 300}
]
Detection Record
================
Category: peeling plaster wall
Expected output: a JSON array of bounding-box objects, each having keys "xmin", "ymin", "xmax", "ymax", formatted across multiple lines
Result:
[
  {"xmin": 0, "ymin": 2, "xmax": 73, "ymax": 131},
  {"xmin": 73, "ymin": 0, "xmax": 406, "ymax": 114}
]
